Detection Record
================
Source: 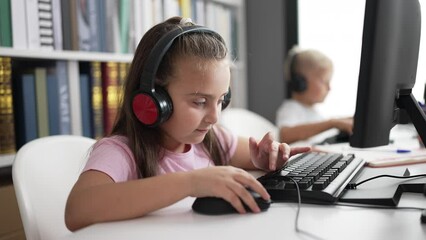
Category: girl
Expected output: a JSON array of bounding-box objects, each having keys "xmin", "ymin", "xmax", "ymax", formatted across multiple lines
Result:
[{"xmin": 65, "ymin": 17, "xmax": 310, "ymax": 231}]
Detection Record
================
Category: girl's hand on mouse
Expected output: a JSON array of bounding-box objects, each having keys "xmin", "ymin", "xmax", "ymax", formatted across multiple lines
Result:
[
  {"xmin": 188, "ymin": 166, "xmax": 269, "ymax": 214},
  {"xmin": 249, "ymin": 132, "xmax": 311, "ymax": 171}
]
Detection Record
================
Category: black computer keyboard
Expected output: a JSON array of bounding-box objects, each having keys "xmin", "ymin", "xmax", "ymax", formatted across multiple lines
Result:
[{"xmin": 257, "ymin": 152, "xmax": 365, "ymax": 204}]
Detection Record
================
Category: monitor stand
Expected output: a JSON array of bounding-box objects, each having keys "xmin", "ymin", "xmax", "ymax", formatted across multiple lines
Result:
[
  {"xmin": 339, "ymin": 183, "xmax": 425, "ymax": 206},
  {"xmin": 397, "ymin": 89, "xmax": 426, "ymax": 146}
]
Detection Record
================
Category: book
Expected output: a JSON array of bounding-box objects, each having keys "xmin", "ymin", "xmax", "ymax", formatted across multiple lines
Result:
[
  {"xmin": 126, "ymin": 0, "xmax": 136, "ymax": 53},
  {"xmin": 96, "ymin": 0, "xmax": 107, "ymax": 52},
  {"xmin": 38, "ymin": 0, "xmax": 54, "ymax": 50},
  {"xmin": 87, "ymin": 0, "xmax": 101, "ymax": 52},
  {"xmin": 230, "ymin": 10, "xmax": 239, "ymax": 59},
  {"xmin": 46, "ymin": 68, "xmax": 60, "ymax": 135},
  {"xmin": 179, "ymin": 0, "xmax": 192, "ymax": 18},
  {"xmin": 12, "ymin": 72, "xmax": 38, "ymax": 149},
  {"xmin": 69, "ymin": 0, "xmax": 79, "ymax": 50},
  {"xmin": 61, "ymin": 0, "xmax": 72, "ymax": 50},
  {"xmin": 91, "ymin": 62, "xmax": 104, "ymax": 139},
  {"xmin": 76, "ymin": 0, "xmax": 91, "ymax": 51},
  {"xmin": 119, "ymin": 0, "xmax": 130, "ymax": 53},
  {"xmin": 0, "ymin": 57, "xmax": 16, "ymax": 154},
  {"xmin": 11, "ymin": 0, "xmax": 27, "ymax": 49},
  {"xmin": 46, "ymin": 61, "xmax": 71, "ymax": 135},
  {"xmin": 0, "ymin": 0, "xmax": 12, "ymax": 47},
  {"xmin": 34, "ymin": 67, "xmax": 50, "ymax": 137},
  {"xmin": 163, "ymin": 0, "xmax": 180, "ymax": 20},
  {"xmin": 117, "ymin": 62, "xmax": 129, "ymax": 103},
  {"xmin": 25, "ymin": 0, "xmax": 55, "ymax": 49},
  {"xmin": 367, "ymin": 152, "xmax": 426, "ymax": 168},
  {"xmin": 193, "ymin": 0, "xmax": 205, "ymax": 26},
  {"xmin": 101, "ymin": 62, "xmax": 119, "ymax": 135},
  {"xmin": 312, "ymin": 138, "xmax": 426, "ymax": 168},
  {"xmin": 134, "ymin": 0, "xmax": 151, "ymax": 48},
  {"xmin": 152, "ymin": 0, "xmax": 163, "ymax": 25},
  {"xmin": 67, "ymin": 61, "xmax": 82, "ymax": 135},
  {"xmin": 51, "ymin": 0, "xmax": 63, "ymax": 50},
  {"xmin": 205, "ymin": 1, "xmax": 216, "ymax": 31},
  {"xmin": 56, "ymin": 61, "xmax": 72, "ymax": 134},
  {"xmin": 79, "ymin": 72, "xmax": 92, "ymax": 138},
  {"xmin": 105, "ymin": 0, "xmax": 120, "ymax": 53}
]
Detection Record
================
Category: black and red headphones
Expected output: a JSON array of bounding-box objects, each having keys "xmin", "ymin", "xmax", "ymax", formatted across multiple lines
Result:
[{"xmin": 132, "ymin": 25, "xmax": 231, "ymax": 127}]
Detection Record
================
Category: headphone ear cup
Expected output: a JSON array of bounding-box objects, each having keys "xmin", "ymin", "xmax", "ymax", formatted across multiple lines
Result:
[
  {"xmin": 132, "ymin": 86, "xmax": 173, "ymax": 127},
  {"xmin": 290, "ymin": 74, "xmax": 307, "ymax": 93},
  {"xmin": 288, "ymin": 51, "xmax": 307, "ymax": 93},
  {"xmin": 221, "ymin": 88, "xmax": 231, "ymax": 110}
]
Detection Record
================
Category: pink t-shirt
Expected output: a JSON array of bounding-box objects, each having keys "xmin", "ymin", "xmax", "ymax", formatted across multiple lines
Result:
[{"xmin": 83, "ymin": 126, "xmax": 238, "ymax": 182}]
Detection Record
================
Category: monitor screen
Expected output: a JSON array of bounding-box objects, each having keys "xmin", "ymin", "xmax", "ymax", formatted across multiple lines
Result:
[{"xmin": 350, "ymin": 0, "xmax": 426, "ymax": 148}]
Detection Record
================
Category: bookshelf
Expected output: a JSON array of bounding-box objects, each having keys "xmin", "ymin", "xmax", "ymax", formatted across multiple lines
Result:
[
  {"xmin": 0, "ymin": 47, "xmax": 133, "ymax": 62},
  {"xmin": 0, "ymin": 0, "xmax": 247, "ymax": 168}
]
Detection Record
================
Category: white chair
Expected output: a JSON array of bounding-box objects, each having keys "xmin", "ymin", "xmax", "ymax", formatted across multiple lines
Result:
[
  {"xmin": 12, "ymin": 135, "xmax": 96, "ymax": 240},
  {"xmin": 220, "ymin": 108, "xmax": 279, "ymax": 140}
]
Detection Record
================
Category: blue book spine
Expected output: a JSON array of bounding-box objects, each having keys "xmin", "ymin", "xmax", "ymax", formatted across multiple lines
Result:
[
  {"xmin": 56, "ymin": 61, "xmax": 71, "ymax": 134},
  {"xmin": 14, "ymin": 74, "xmax": 38, "ymax": 148},
  {"xmin": 87, "ymin": 0, "xmax": 100, "ymax": 52},
  {"xmin": 61, "ymin": 0, "xmax": 72, "ymax": 50},
  {"xmin": 46, "ymin": 73, "xmax": 60, "ymax": 135},
  {"xmin": 79, "ymin": 73, "xmax": 93, "ymax": 138},
  {"xmin": 97, "ymin": 0, "xmax": 106, "ymax": 52},
  {"xmin": 76, "ymin": 0, "xmax": 91, "ymax": 51}
]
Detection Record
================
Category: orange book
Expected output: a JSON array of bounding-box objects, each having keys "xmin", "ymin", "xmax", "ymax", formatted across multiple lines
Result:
[
  {"xmin": 117, "ymin": 62, "xmax": 129, "ymax": 105},
  {"xmin": 91, "ymin": 61, "xmax": 104, "ymax": 139},
  {"xmin": 0, "ymin": 57, "xmax": 16, "ymax": 154},
  {"xmin": 101, "ymin": 62, "xmax": 119, "ymax": 135}
]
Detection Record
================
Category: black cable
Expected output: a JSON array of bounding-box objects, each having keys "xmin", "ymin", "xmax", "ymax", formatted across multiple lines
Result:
[
  {"xmin": 335, "ymin": 202, "xmax": 425, "ymax": 211},
  {"xmin": 282, "ymin": 177, "xmax": 328, "ymax": 240},
  {"xmin": 265, "ymin": 172, "xmax": 425, "ymax": 236},
  {"xmin": 284, "ymin": 176, "xmax": 302, "ymax": 232},
  {"xmin": 352, "ymin": 174, "xmax": 426, "ymax": 188}
]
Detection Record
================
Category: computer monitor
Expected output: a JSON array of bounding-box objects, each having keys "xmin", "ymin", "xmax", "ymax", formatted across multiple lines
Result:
[{"xmin": 350, "ymin": 0, "xmax": 426, "ymax": 148}]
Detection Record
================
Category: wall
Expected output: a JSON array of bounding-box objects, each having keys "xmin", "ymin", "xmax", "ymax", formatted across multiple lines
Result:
[{"xmin": 245, "ymin": 0, "xmax": 287, "ymax": 122}]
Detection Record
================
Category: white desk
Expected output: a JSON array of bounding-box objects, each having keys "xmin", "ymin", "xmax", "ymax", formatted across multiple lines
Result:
[{"xmin": 62, "ymin": 163, "xmax": 426, "ymax": 240}]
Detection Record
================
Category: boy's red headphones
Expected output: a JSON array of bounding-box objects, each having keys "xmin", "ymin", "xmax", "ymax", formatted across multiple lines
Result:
[{"xmin": 132, "ymin": 25, "xmax": 231, "ymax": 127}]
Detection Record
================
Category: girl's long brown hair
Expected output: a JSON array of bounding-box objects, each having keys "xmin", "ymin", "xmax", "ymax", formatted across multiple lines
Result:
[{"xmin": 110, "ymin": 17, "xmax": 230, "ymax": 178}]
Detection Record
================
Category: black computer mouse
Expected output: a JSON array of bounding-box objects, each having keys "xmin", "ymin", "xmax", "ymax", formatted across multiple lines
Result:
[
  {"xmin": 318, "ymin": 131, "xmax": 350, "ymax": 145},
  {"xmin": 192, "ymin": 189, "xmax": 271, "ymax": 215},
  {"xmin": 423, "ymin": 183, "xmax": 426, "ymax": 196}
]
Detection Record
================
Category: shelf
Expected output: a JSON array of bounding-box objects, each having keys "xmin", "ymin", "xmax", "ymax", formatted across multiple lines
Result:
[
  {"xmin": 213, "ymin": 0, "xmax": 243, "ymax": 7},
  {"xmin": 0, "ymin": 154, "xmax": 15, "ymax": 168},
  {"xmin": 0, "ymin": 0, "xmax": 248, "ymax": 167},
  {"xmin": 0, "ymin": 47, "xmax": 133, "ymax": 62}
]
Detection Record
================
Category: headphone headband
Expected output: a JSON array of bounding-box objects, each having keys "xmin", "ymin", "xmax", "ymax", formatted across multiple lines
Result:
[
  {"xmin": 139, "ymin": 25, "xmax": 217, "ymax": 92},
  {"xmin": 132, "ymin": 24, "xmax": 231, "ymax": 127},
  {"xmin": 289, "ymin": 51, "xmax": 307, "ymax": 93}
]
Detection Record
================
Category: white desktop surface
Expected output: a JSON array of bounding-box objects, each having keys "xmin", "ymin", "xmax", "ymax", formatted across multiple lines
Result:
[{"xmin": 63, "ymin": 163, "xmax": 426, "ymax": 240}]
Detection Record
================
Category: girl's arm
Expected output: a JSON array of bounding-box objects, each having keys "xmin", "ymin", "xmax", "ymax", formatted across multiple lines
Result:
[
  {"xmin": 229, "ymin": 136, "xmax": 257, "ymax": 170},
  {"xmin": 65, "ymin": 170, "xmax": 192, "ymax": 231},
  {"xmin": 65, "ymin": 165, "xmax": 269, "ymax": 231}
]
